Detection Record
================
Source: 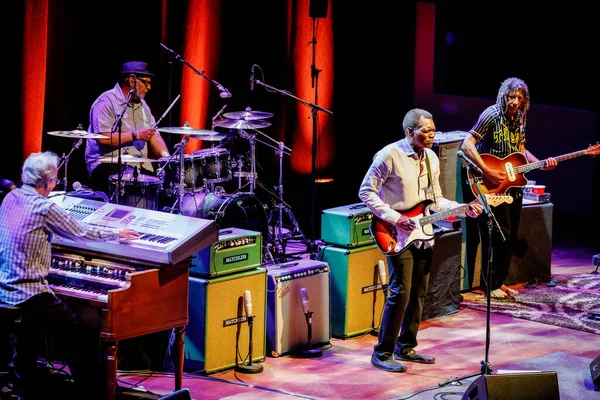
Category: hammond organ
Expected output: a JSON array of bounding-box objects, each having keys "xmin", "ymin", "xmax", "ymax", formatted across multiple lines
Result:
[{"xmin": 47, "ymin": 195, "xmax": 218, "ymax": 399}]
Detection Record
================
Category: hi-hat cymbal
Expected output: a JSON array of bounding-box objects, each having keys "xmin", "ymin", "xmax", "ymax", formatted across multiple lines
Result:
[
  {"xmin": 223, "ymin": 110, "xmax": 274, "ymax": 120},
  {"xmin": 158, "ymin": 126, "xmax": 225, "ymax": 141},
  {"xmin": 97, "ymin": 154, "xmax": 160, "ymax": 164},
  {"xmin": 213, "ymin": 119, "xmax": 271, "ymax": 130},
  {"xmin": 48, "ymin": 130, "xmax": 106, "ymax": 139}
]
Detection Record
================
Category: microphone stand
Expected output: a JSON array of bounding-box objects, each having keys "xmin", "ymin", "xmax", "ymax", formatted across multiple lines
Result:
[
  {"xmin": 57, "ymin": 136, "xmax": 83, "ymax": 192},
  {"xmin": 440, "ymin": 166, "xmax": 505, "ymax": 386},
  {"xmin": 160, "ymin": 43, "xmax": 231, "ymax": 98},
  {"xmin": 253, "ymin": 77, "xmax": 332, "ymax": 247},
  {"xmin": 111, "ymin": 90, "xmax": 136, "ymax": 205},
  {"xmin": 235, "ymin": 314, "xmax": 263, "ymax": 373},
  {"xmin": 296, "ymin": 310, "xmax": 322, "ymax": 358}
]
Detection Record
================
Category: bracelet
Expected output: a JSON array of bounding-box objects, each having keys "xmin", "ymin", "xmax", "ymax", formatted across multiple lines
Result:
[{"xmin": 131, "ymin": 131, "xmax": 138, "ymax": 141}]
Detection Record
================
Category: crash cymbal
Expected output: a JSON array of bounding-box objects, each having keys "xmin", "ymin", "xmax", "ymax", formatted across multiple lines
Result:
[
  {"xmin": 158, "ymin": 125, "xmax": 226, "ymax": 141},
  {"xmin": 213, "ymin": 119, "xmax": 271, "ymax": 130},
  {"xmin": 223, "ymin": 109, "xmax": 274, "ymax": 120},
  {"xmin": 48, "ymin": 130, "xmax": 106, "ymax": 139},
  {"xmin": 97, "ymin": 154, "xmax": 160, "ymax": 164}
]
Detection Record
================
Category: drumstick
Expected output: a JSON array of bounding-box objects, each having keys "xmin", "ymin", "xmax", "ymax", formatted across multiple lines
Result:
[{"xmin": 154, "ymin": 94, "xmax": 181, "ymax": 128}]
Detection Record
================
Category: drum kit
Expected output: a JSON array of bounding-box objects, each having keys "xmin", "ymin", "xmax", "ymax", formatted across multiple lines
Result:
[{"xmin": 48, "ymin": 107, "xmax": 304, "ymax": 261}]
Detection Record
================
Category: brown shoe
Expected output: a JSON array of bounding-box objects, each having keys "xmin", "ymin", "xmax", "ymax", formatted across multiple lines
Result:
[{"xmin": 394, "ymin": 348, "xmax": 435, "ymax": 364}]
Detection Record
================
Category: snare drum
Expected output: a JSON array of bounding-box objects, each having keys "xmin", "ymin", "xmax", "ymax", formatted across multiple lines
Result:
[
  {"xmin": 180, "ymin": 192, "xmax": 268, "ymax": 240},
  {"xmin": 109, "ymin": 172, "xmax": 162, "ymax": 210},
  {"xmin": 159, "ymin": 154, "xmax": 203, "ymax": 192}
]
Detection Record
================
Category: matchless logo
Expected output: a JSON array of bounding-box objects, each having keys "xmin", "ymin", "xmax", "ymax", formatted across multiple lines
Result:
[
  {"xmin": 362, "ymin": 283, "xmax": 383, "ymax": 294},
  {"xmin": 362, "ymin": 228, "xmax": 370, "ymax": 236},
  {"xmin": 223, "ymin": 316, "xmax": 247, "ymax": 327},
  {"xmin": 223, "ymin": 253, "xmax": 248, "ymax": 264}
]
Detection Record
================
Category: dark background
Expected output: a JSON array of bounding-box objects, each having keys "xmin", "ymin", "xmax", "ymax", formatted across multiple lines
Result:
[{"xmin": 3, "ymin": 1, "xmax": 598, "ymax": 246}]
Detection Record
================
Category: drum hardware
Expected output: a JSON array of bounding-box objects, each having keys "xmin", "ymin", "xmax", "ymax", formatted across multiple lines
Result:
[
  {"xmin": 49, "ymin": 124, "xmax": 89, "ymax": 191},
  {"xmin": 157, "ymin": 135, "xmax": 190, "ymax": 214},
  {"xmin": 96, "ymin": 154, "xmax": 161, "ymax": 164},
  {"xmin": 108, "ymin": 167, "xmax": 162, "ymax": 210}
]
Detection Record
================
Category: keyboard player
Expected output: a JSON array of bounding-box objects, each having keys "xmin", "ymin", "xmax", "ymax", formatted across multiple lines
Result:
[{"xmin": 0, "ymin": 151, "xmax": 140, "ymax": 399}]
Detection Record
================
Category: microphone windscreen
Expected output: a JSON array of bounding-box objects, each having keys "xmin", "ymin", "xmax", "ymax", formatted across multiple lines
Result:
[
  {"xmin": 377, "ymin": 260, "xmax": 387, "ymax": 286},
  {"xmin": 72, "ymin": 181, "xmax": 82, "ymax": 191},
  {"xmin": 300, "ymin": 287, "xmax": 310, "ymax": 314},
  {"xmin": 243, "ymin": 290, "xmax": 253, "ymax": 316}
]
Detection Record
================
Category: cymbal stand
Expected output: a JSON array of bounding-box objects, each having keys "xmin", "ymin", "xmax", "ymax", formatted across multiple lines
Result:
[
  {"xmin": 237, "ymin": 129, "xmax": 258, "ymax": 194},
  {"xmin": 56, "ymin": 135, "xmax": 83, "ymax": 192},
  {"xmin": 156, "ymin": 135, "xmax": 189, "ymax": 214}
]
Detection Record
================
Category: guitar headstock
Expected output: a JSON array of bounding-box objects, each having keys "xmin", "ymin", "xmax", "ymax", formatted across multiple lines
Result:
[
  {"xmin": 585, "ymin": 143, "xmax": 600, "ymax": 156},
  {"xmin": 485, "ymin": 194, "xmax": 513, "ymax": 206}
]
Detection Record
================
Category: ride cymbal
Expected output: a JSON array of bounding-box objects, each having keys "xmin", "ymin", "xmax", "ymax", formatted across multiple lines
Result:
[
  {"xmin": 213, "ymin": 119, "xmax": 271, "ymax": 130},
  {"xmin": 48, "ymin": 130, "xmax": 106, "ymax": 139},
  {"xmin": 158, "ymin": 126, "xmax": 226, "ymax": 141},
  {"xmin": 223, "ymin": 110, "xmax": 274, "ymax": 120}
]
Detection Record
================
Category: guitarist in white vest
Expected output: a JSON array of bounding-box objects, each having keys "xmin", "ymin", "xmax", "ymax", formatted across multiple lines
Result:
[
  {"xmin": 460, "ymin": 77, "xmax": 557, "ymax": 299},
  {"xmin": 358, "ymin": 108, "xmax": 482, "ymax": 373}
]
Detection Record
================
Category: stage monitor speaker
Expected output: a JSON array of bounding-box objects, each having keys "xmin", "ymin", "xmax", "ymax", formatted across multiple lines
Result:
[
  {"xmin": 591, "ymin": 353, "xmax": 600, "ymax": 389},
  {"xmin": 159, "ymin": 389, "xmax": 192, "ymax": 400},
  {"xmin": 309, "ymin": 0, "xmax": 328, "ymax": 18},
  {"xmin": 265, "ymin": 259, "xmax": 330, "ymax": 357},
  {"xmin": 461, "ymin": 372, "xmax": 560, "ymax": 400},
  {"xmin": 183, "ymin": 268, "xmax": 266, "ymax": 373},
  {"xmin": 318, "ymin": 244, "xmax": 385, "ymax": 338}
]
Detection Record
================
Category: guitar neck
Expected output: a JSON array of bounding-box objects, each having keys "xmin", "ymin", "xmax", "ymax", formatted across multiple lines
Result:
[
  {"xmin": 419, "ymin": 204, "xmax": 469, "ymax": 226},
  {"xmin": 515, "ymin": 149, "xmax": 588, "ymax": 174}
]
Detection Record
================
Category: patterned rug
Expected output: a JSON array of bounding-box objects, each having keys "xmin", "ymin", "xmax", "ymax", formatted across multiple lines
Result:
[{"xmin": 461, "ymin": 273, "xmax": 600, "ymax": 335}]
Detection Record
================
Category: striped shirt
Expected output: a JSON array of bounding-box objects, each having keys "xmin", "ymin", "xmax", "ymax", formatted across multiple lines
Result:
[
  {"xmin": 0, "ymin": 185, "xmax": 119, "ymax": 306},
  {"xmin": 470, "ymin": 104, "xmax": 526, "ymax": 158}
]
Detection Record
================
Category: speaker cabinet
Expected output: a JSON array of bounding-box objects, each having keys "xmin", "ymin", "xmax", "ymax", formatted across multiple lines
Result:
[
  {"xmin": 422, "ymin": 229, "xmax": 463, "ymax": 321},
  {"xmin": 265, "ymin": 259, "xmax": 331, "ymax": 357},
  {"xmin": 159, "ymin": 389, "xmax": 192, "ymax": 399},
  {"xmin": 318, "ymin": 244, "xmax": 386, "ymax": 338},
  {"xmin": 183, "ymin": 268, "xmax": 266, "ymax": 373},
  {"xmin": 462, "ymin": 202, "xmax": 553, "ymax": 290},
  {"xmin": 462, "ymin": 372, "xmax": 560, "ymax": 400},
  {"xmin": 432, "ymin": 132, "xmax": 467, "ymax": 202},
  {"xmin": 591, "ymin": 354, "xmax": 600, "ymax": 389}
]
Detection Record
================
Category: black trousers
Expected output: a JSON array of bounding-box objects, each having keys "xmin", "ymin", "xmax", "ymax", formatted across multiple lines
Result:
[
  {"xmin": 13, "ymin": 292, "xmax": 103, "ymax": 397},
  {"xmin": 373, "ymin": 245, "xmax": 432, "ymax": 357}
]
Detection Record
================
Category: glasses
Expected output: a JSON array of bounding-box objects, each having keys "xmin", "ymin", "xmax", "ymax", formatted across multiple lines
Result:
[
  {"xmin": 137, "ymin": 78, "xmax": 152, "ymax": 88},
  {"xmin": 49, "ymin": 177, "xmax": 61, "ymax": 185}
]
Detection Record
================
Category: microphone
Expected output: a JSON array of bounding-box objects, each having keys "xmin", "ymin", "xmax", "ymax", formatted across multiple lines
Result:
[
  {"xmin": 377, "ymin": 260, "xmax": 387, "ymax": 287},
  {"xmin": 250, "ymin": 65, "xmax": 255, "ymax": 91},
  {"xmin": 243, "ymin": 290, "xmax": 253, "ymax": 317},
  {"xmin": 300, "ymin": 288, "xmax": 310, "ymax": 315},
  {"xmin": 74, "ymin": 138, "xmax": 83, "ymax": 149},
  {"xmin": 72, "ymin": 181, "xmax": 93, "ymax": 194},
  {"xmin": 457, "ymin": 150, "xmax": 483, "ymax": 175},
  {"xmin": 219, "ymin": 90, "xmax": 232, "ymax": 99}
]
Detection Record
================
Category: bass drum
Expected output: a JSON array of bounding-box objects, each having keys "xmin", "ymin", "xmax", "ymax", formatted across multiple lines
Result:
[{"xmin": 182, "ymin": 192, "xmax": 268, "ymax": 240}]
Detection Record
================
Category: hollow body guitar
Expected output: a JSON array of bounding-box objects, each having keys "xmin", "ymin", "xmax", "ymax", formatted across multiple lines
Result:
[
  {"xmin": 466, "ymin": 144, "xmax": 600, "ymax": 196},
  {"xmin": 370, "ymin": 195, "xmax": 512, "ymax": 256}
]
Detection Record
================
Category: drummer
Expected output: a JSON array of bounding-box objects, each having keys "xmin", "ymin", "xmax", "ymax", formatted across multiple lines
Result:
[{"xmin": 85, "ymin": 61, "xmax": 170, "ymax": 196}]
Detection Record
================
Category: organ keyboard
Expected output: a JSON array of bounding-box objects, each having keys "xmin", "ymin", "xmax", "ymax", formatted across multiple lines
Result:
[{"xmin": 47, "ymin": 195, "xmax": 218, "ymax": 400}]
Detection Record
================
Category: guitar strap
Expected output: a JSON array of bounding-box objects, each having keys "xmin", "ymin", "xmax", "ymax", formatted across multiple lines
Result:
[{"xmin": 424, "ymin": 151, "xmax": 436, "ymax": 205}]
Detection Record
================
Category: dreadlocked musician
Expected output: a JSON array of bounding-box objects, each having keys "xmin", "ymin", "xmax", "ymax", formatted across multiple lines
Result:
[{"xmin": 459, "ymin": 77, "xmax": 557, "ymax": 299}]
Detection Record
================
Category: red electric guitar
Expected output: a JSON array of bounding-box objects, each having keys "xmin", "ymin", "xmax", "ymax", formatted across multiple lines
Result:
[
  {"xmin": 467, "ymin": 143, "xmax": 600, "ymax": 196},
  {"xmin": 370, "ymin": 195, "xmax": 513, "ymax": 256}
]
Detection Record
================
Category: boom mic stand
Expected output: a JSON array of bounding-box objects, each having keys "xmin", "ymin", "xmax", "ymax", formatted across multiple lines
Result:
[
  {"xmin": 253, "ymin": 73, "xmax": 332, "ymax": 249},
  {"xmin": 441, "ymin": 166, "xmax": 505, "ymax": 386},
  {"xmin": 56, "ymin": 131, "xmax": 84, "ymax": 192},
  {"xmin": 111, "ymin": 89, "xmax": 136, "ymax": 205}
]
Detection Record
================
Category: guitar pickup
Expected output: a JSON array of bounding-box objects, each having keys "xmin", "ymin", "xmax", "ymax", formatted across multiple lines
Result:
[{"xmin": 504, "ymin": 162, "xmax": 517, "ymax": 182}]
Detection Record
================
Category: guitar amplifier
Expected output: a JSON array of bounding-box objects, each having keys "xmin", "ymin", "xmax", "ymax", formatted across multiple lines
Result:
[
  {"xmin": 191, "ymin": 227, "xmax": 262, "ymax": 277},
  {"xmin": 321, "ymin": 202, "xmax": 374, "ymax": 248},
  {"xmin": 318, "ymin": 243, "xmax": 386, "ymax": 338},
  {"xmin": 264, "ymin": 259, "xmax": 331, "ymax": 357}
]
